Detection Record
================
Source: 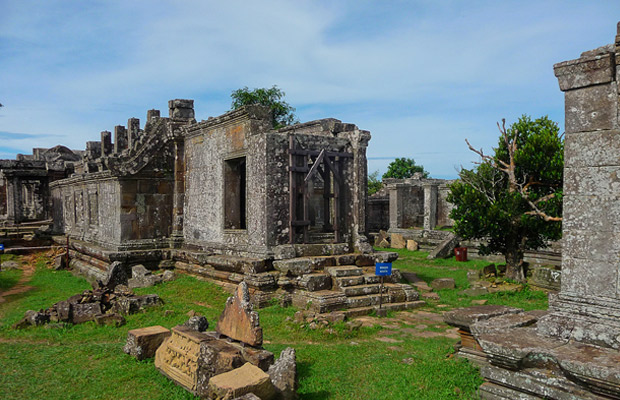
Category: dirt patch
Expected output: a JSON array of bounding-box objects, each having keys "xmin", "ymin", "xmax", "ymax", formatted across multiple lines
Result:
[{"xmin": 0, "ymin": 262, "xmax": 36, "ymax": 301}]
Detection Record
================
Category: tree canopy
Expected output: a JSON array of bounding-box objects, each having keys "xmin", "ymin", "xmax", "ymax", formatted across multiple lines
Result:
[
  {"xmin": 382, "ymin": 157, "xmax": 429, "ymax": 180},
  {"xmin": 368, "ymin": 170, "xmax": 382, "ymax": 195},
  {"xmin": 447, "ymin": 115, "xmax": 563, "ymax": 282},
  {"xmin": 230, "ymin": 85, "xmax": 298, "ymax": 128}
]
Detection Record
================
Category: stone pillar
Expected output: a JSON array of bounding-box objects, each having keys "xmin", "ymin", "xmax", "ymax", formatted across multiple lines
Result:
[
  {"xmin": 85, "ymin": 141, "xmax": 101, "ymax": 159},
  {"xmin": 423, "ymin": 183, "xmax": 437, "ymax": 230},
  {"xmin": 5, "ymin": 177, "xmax": 16, "ymax": 224},
  {"xmin": 388, "ymin": 184, "xmax": 403, "ymax": 230},
  {"xmin": 100, "ymin": 131, "xmax": 112, "ymax": 156},
  {"xmin": 146, "ymin": 109, "xmax": 161, "ymax": 122},
  {"xmin": 536, "ymin": 30, "xmax": 620, "ymax": 349},
  {"xmin": 114, "ymin": 125, "xmax": 128, "ymax": 154},
  {"xmin": 127, "ymin": 118, "xmax": 140, "ymax": 150},
  {"xmin": 347, "ymin": 129, "xmax": 371, "ymax": 250},
  {"xmin": 171, "ymin": 138, "xmax": 185, "ymax": 247},
  {"xmin": 168, "ymin": 99, "xmax": 195, "ymax": 120}
]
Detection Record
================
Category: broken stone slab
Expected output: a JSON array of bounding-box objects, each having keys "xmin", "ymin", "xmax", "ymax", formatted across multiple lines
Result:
[
  {"xmin": 162, "ymin": 269, "xmax": 175, "ymax": 282},
  {"xmin": 462, "ymin": 286, "xmax": 489, "ymax": 296},
  {"xmin": 102, "ymin": 261, "xmax": 128, "ymax": 289},
  {"xmin": 207, "ymin": 362, "xmax": 276, "ymax": 400},
  {"xmin": 112, "ymin": 294, "xmax": 161, "ymax": 315},
  {"xmin": 390, "ymin": 233, "xmax": 406, "ymax": 249},
  {"xmin": 216, "ymin": 282, "xmax": 263, "ymax": 347},
  {"xmin": 53, "ymin": 254, "xmax": 67, "ymax": 270},
  {"xmin": 124, "ymin": 325, "xmax": 171, "ymax": 361},
  {"xmin": 231, "ymin": 393, "xmax": 262, "ymax": 400},
  {"xmin": 184, "ymin": 315, "xmax": 209, "ymax": 332},
  {"xmin": 467, "ymin": 269, "xmax": 481, "ymax": 283},
  {"xmin": 2, "ymin": 260, "xmax": 20, "ymax": 270},
  {"xmin": 268, "ymin": 347, "xmax": 297, "ymax": 400},
  {"xmin": 431, "ymin": 278, "xmax": 455, "ymax": 290},
  {"xmin": 443, "ymin": 305, "xmax": 523, "ymax": 331},
  {"xmin": 471, "ymin": 310, "xmax": 547, "ymax": 337},
  {"xmin": 406, "ymin": 240, "xmax": 419, "ymax": 251},
  {"xmin": 128, "ymin": 264, "xmax": 163, "ymax": 288},
  {"xmin": 426, "ymin": 234, "xmax": 458, "ymax": 259}
]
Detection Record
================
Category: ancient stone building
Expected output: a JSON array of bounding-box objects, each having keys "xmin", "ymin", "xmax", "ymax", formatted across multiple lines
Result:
[
  {"xmin": 366, "ymin": 175, "xmax": 455, "ymax": 232},
  {"xmin": 50, "ymin": 100, "xmax": 420, "ymax": 313},
  {"xmin": 0, "ymin": 145, "xmax": 81, "ymax": 224},
  {"xmin": 448, "ymin": 22, "xmax": 620, "ymax": 399}
]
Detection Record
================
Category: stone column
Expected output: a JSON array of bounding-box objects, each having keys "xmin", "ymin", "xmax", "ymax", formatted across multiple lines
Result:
[
  {"xmin": 171, "ymin": 138, "xmax": 185, "ymax": 247},
  {"xmin": 538, "ymin": 27, "xmax": 620, "ymax": 349},
  {"xmin": 423, "ymin": 183, "xmax": 437, "ymax": 230},
  {"xmin": 127, "ymin": 118, "xmax": 140, "ymax": 150},
  {"xmin": 100, "ymin": 131, "xmax": 112, "ymax": 156},
  {"xmin": 388, "ymin": 184, "xmax": 403, "ymax": 230},
  {"xmin": 114, "ymin": 125, "xmax": 128, "ymax": 154}
]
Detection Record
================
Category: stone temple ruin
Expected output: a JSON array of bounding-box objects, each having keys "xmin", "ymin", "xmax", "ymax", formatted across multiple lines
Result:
[
  {"xmin": 39, "ymin": 99, "xmax": 419, "ymax": 315},
  {"xmin": 445, "ymin": 22, "xmax": 620, "ymax": 399}
]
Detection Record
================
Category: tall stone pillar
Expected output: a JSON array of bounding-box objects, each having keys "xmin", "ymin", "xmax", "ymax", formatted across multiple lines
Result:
[
  {"xmin": 388, "ymin": 184, "xmax": 403, "ymax": 230},
  {"xmin": 423, "ymin": 183, "xmax": 437, "ymax": 230},
  {"xmin": 346, "ymin": 129, "xmax": 371, "ymax": 250},
  {"xmin": 171, "ymin": 138, "xmax": 185, "ymax": 247},
  {"xmin": 127, "ymin": 118, "xmax": 140, "ymax": 150},
  {"xmin": 114, "ymin": 125, "xmax": 128, "ymax": 154}
]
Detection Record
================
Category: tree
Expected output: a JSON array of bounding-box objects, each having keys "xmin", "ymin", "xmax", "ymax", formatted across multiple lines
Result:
[
  {"xmin": 368, "ymin": 170, "xmax": 382, "ymax": 195},
  {"xmin": 447, "ymin": 115, "xmax": 563, "ymax": 282},
  {"xmin": 230, "ymin": 85, "xmax": 298, "ymax": 128},
  {"xmin": 382, "ymin": 157, "xmax": 429, "ymax": 180}
]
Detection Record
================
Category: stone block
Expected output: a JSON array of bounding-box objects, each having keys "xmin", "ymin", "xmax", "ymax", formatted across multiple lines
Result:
[
  {"xmin": 443, "ymin": 305, "xmax": 522, "ymax": 330},
  {"xmin": 273, "ymin": 259, "xmax": 314, "ymax": 276},
  {"xmin": 207, "ymin": 363, "xmax": 276, "ymax": 400},
  {"xmin": 268, "ymin": 347, "xmax": 297, "ymax": 400},
  {"xmin": 102, "ymin": 261, "xmax": 128, "ymax": 289},
  {"xmin": 94, "ymin": 312, "xmax": 126, "ymax": 327},
  {"xmin": 564, "ymin": 131, "xmax": 620, "ymax": 168},
  {"xmin": 427, "ymin": 234, "xmax": 458, "ymax": 259},
  {"xmin": 216, "ymin": 282, "xmax": 263, "ymax": 347},
  {"xmin": 406, "ymin": 240, "xmax": 419, "ymax": 251},
  {"xmin": 564, "ymin": 165, "xmax": 620, "ymax": 196},
  {"xmin": 564, "ymin": 83, "xmax": 616, "ymax": 134},
  {"xmin": 184, "ymin": 316, "xmax": 209, "ymax": 332},
  {"xmin": 72, "ymin": 303, "xmax": 102, "ymax": 324},
  {"xmin": 390, "ymin": 233, "xmax": 406, "ymax": 249},
  {"xmin": 296, "ymin": 273, "xmax": 331, "ymax": 291},
  {"xmin": 563, "ymin": 194, "xmax": 620, "ymax": 232},
  {"xmin": 124, "ymin": 325, "xmax": 171, "ymax": 360},
  {"xmin": 430, "ymin": 278, "xmax": 455, "ymax": 290},
  {"xmin": 553, "ymin": 52, "xmax": 615, "ymax": 91}
]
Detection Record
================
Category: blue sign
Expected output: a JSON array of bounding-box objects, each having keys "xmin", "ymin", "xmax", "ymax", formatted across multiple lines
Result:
[
  {"xmin": 375, "ymin": 262, "xmax": 392, "ymax": 276},
  {"xmin": 0, "ymin": 244, "xmax": 5, "ymax": 251}
]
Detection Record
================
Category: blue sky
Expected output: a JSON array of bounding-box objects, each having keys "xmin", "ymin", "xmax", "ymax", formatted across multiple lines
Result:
[{"xmin": 1, "ymin": 1, "xmax": 619, "ymax": 178}]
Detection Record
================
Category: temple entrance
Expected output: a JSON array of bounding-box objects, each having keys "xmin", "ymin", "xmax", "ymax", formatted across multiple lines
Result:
[{"xmin": 287, "ymin": 136, "xmax": 352, "ymax": 244}]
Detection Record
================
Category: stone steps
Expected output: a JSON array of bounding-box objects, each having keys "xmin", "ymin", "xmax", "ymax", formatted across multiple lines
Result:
[
  {"xmin": 325, "ymin": 265, "xmax": 363, "ymax": 277},
  {"xmin": 341, "ymin": 284, "xmax": 380, "ymax": 296},
  {"xmin": 339, "ymin": 300, "xmax": 426, "ymax": 319}
]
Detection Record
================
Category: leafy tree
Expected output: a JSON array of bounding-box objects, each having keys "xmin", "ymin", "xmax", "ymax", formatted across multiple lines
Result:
[
  {"xmin": 382, "ymin": 157, "xmax": 429, "ymax": 180},
  {"xmin": 230, "ymin": 85, "xmax": 298, "ymax": 128},
  {"xmin": 447, "ymin": 115, "xmax": 563, "ymax": 282},
  {"xmin": 368, "ymin": 170, "xmax": 382, "ymax": 195}
]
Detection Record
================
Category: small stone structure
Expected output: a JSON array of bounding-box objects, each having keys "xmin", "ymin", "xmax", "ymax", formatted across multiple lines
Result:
[
  {"xmin": 0, "ymin": 145, "xmax": 81, "ymax": 224},
  {"xmin": 123, "ymin": 325, "xmax": 171, "ymax": 361},
  {"xmin": 446, "ymin": 23, "xmax": 620, "ymax": 399},
  {"xmin": 49, "ymin": 99, "xmax": 420, "ymax": 314},
  {"xmin": 155, "ymin": 283, "xmax": 296, "ymax": 399}
]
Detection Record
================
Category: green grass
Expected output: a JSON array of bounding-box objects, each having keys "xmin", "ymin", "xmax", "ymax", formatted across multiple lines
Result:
[{"xmin": 0, "ymin": 249, "xmax": 553, "ymax": 399}]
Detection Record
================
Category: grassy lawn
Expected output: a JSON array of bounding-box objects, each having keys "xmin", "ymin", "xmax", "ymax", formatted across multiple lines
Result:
[{"xmin": 0, "ymin": 250, "xmax": 550, "ymax": 399}]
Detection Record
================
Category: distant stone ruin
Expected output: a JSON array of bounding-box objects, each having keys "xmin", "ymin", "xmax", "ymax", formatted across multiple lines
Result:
[
  {"xmin": 446, "ymin": 22, "xmax": 620, "ymax": 399},
  {"xmin": 37, "ymin": 99, "xmax": 420, "ymax": 315}
]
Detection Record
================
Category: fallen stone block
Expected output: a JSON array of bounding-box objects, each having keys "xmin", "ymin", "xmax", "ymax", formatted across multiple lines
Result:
[
  {"xmin": 184, "ymin": 315, "xmax": 209, "ymax": 332},
  {"xmin": 427, "ymin": 234, "xmax": 458, "ymax": 259},
  {"xmin": 390, "ymin": 233, "xmax": 406, "ymax": 249},
  {"xmin": 216, "ymin": 282, "xmax": 263, "ymax": 347},
  {"xmin": 268, "ymin": 347, "xmax": 297, "ymax": 400},
  {"xmin": 12, "ymin": 310, "xmax": 49, "ymax": 329},
  {"xmin": 102, "ymin": 261, "xmax": 128, "ymax": 289},
  {"xmin": 72, "ymin": 302, "xmax": 102, "ymax": 324},
  {"xmin": 431, "ymin": 278, "xmax": 456, "ymax": 290},
  {"xmin": 95, "ymin": 312, "xmax": 126, "ymax": 327},
  {"xmin": 207, "ymin": 362, "xmax": 276, "ymax": 400},
  {"xmin": 124, "ymin": 325, "xmax": 171, "ymax": 361},
  {"xmin": 406, "ymin": 240, "xmax": 419, "ymax": 251}
]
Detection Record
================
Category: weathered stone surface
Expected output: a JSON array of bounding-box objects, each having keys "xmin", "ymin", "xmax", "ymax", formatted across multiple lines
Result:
[
  {"xmin": 53, "ymin": 254, "xmax": 67, "ymax": 270},
  {"xmin": 406, "ymin": 240, "xmax": 419, "ymax": 251},
  {"xmin": 268, "ymin": 347, "xmax": 297, "ymax": 400},
  {"xmin": 72, "ymin": 302, "xmax": 102, "ymax": 324},
  {"xmin": 94, "ymin": 312, "xmax": 126, "ymax": 327},
  {"xmin": 12, "ymin": 310, "xmax": 49, "ymax": 329},
  {"xmin": 2, "ymin": 260, "xmax": 20, "ymax": 270},
  {"xmin": 216, "ymin": 282, "xmax": 263, "ymax": 347},
  {"xmin": 564, "ymin": 83, "xmax": 617, "ymax": 134},
  {"xmin": 296, "ymin": 273, "xmax": 331, "ymax": 291},
  {"xmin": 113, "ymin": 294, "xmax": 161, "ymax": 315},
  {"xmin": 462, "ymin": 287, "xmax": 488, "ymax": 297},
  {"xmin": 471, "ymin": 310, "xmax": 546, "ymax": 337},
  {"xmin": 443, "ymin": 305, "xmax": 522, "ymax": 330},
  {"xmin": 390, "ymin": 233, "xmax": 406, "ymax": 249},
  {"xmin": 231, "ymin": 393, "xmax": 262, "ymax": 400},
  {"xmin": 102, "ymin": 261, "xmax": 128, "ymax": 289},
  {"xmin": 430, "ymin": 278, "xmax": 455, "ymax": 290},
  {"xmin": 185, "ymin": 315, "xmax": 209, "ymax": 332},
  {"xmin": 554, "ymin": 50, "xmax": 615, "ymax": 90},
  {"xmin": 124, "ymin": 325, "xmax": 171, "ymax": 360},
  {"xmin": 207, "ymin": 362, "xmax": 276, "ymax": 400}
]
